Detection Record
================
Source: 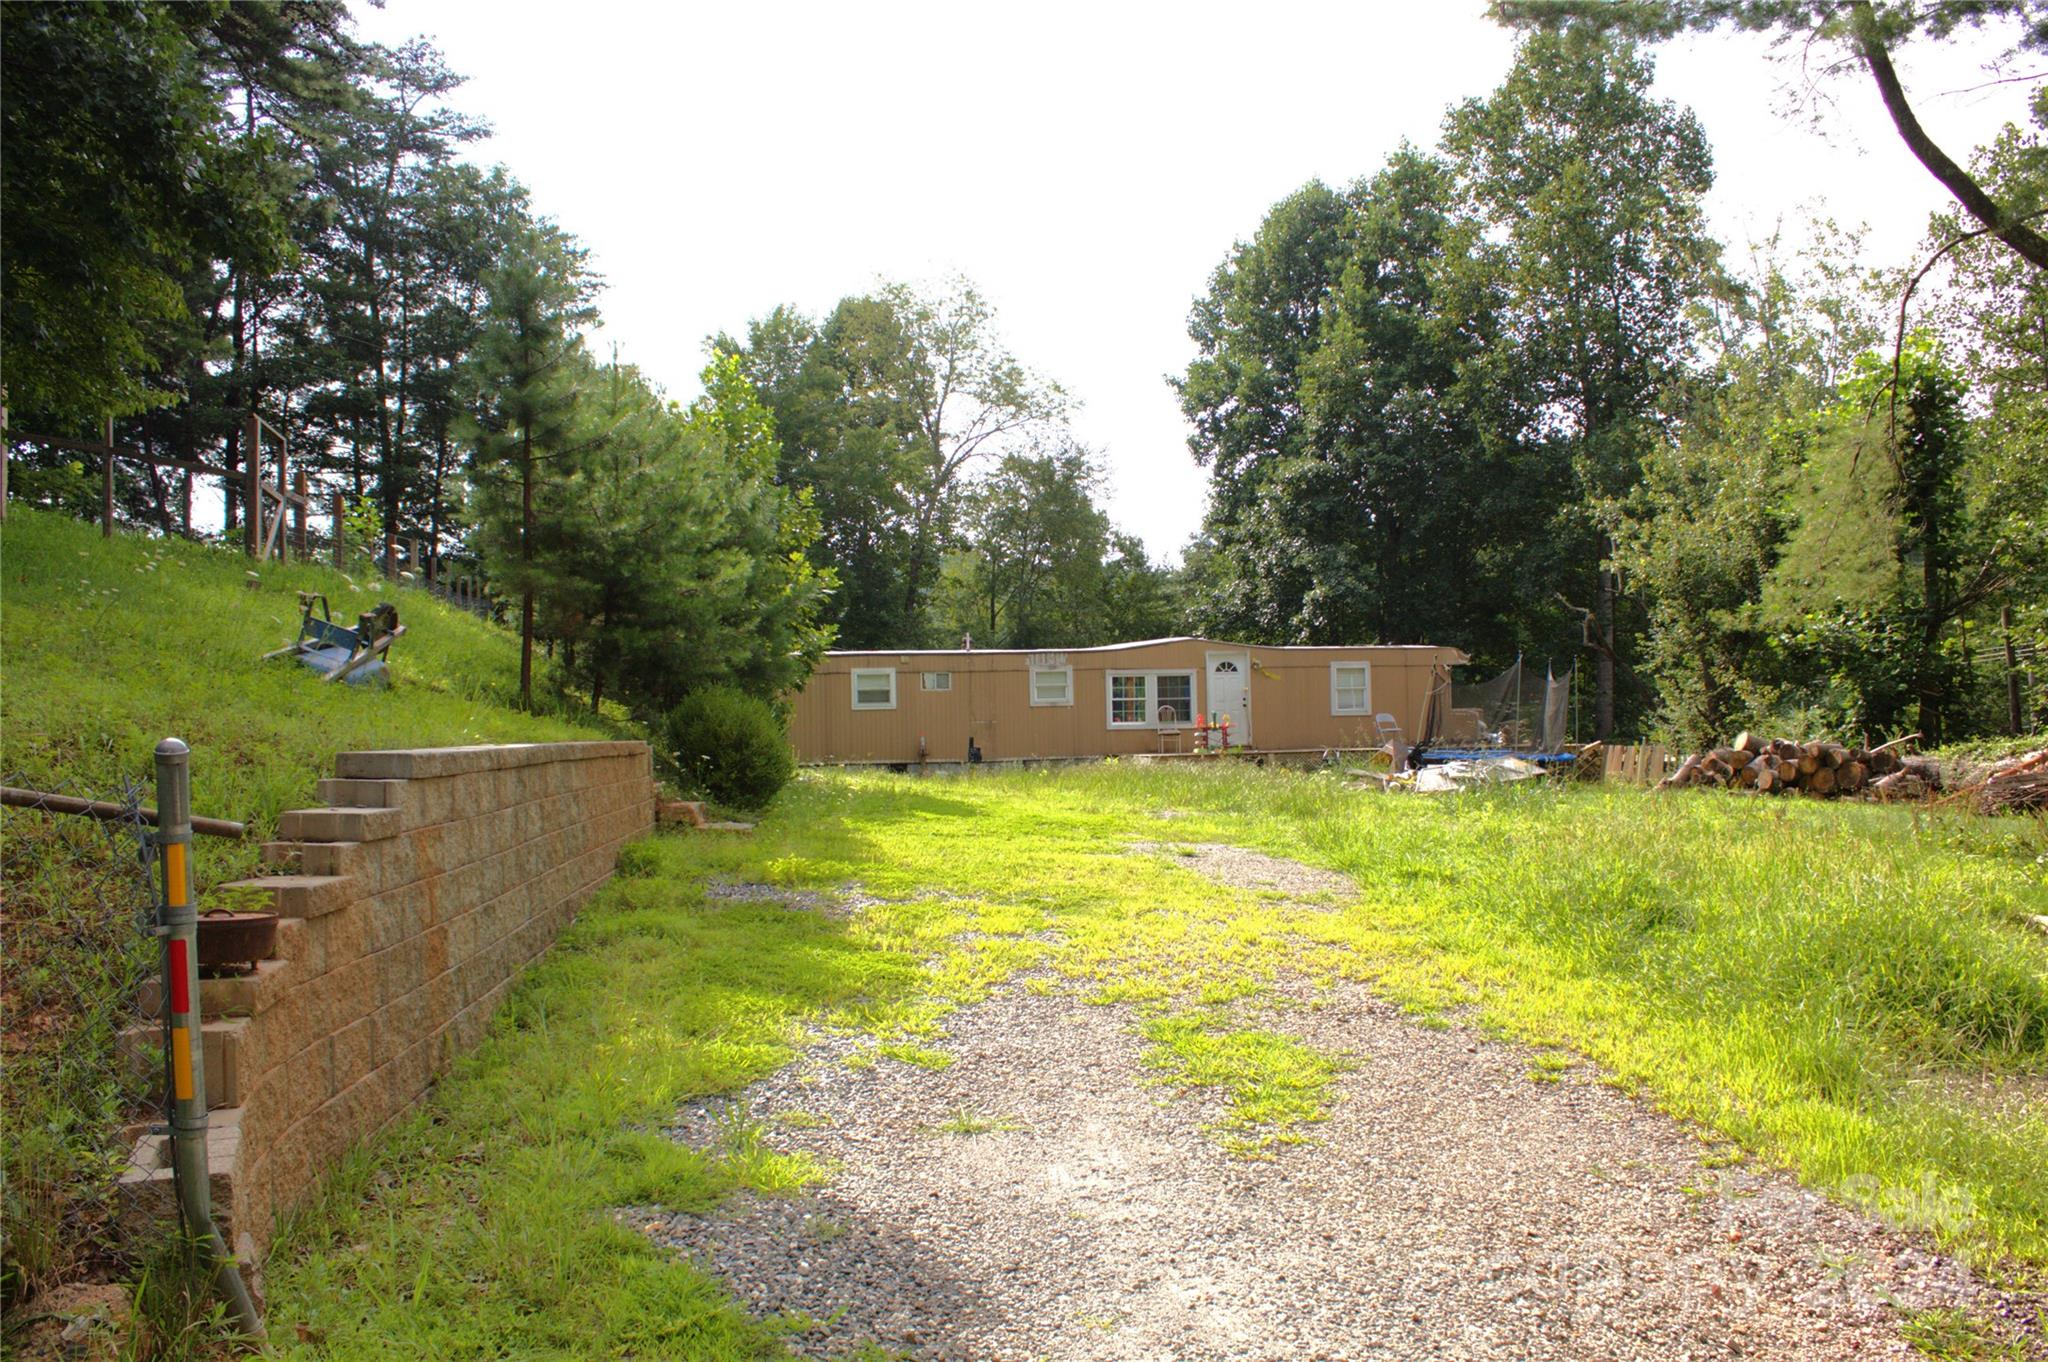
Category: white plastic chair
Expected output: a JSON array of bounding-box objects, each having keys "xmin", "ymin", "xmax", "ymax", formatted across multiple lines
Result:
[{"xmin": 1157, "ymin": 704, "xmax": 1187, "ymax": 754}]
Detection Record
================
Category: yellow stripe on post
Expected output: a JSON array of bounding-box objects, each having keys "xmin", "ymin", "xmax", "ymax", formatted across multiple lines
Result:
[
  {"xmin": 170, "ymin": 1024, "xmax": 195, "ymax": 1102},
  {"xmin": 164, "ymin": 841, "xmax": 187, "ymax": 907}
]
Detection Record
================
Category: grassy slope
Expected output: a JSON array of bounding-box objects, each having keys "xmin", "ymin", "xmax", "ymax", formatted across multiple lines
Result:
[
  {"xmin": 2, "ymin": 507, "xmax": 618, "ymax": 885},
  {"xmin": 266, "ymin": 765, "xmax": 2048, "ymax": 1360},
  {"xmin": 1, "ymin": 508, "xmax": 622, "ymax": 1310}
]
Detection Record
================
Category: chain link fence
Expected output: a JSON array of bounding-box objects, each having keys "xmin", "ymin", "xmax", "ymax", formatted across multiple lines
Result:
[{"xmin": 1, "ymin": 771, "xmax": 161, "ymax": 1310}]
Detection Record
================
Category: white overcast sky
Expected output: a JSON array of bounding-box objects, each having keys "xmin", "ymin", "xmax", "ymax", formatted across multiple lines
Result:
[{"xmin": 349, "ymin": 0, "xmax": 2039, "ymax": 561}]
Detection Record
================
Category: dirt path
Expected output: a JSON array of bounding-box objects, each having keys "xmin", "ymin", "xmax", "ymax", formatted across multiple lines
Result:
[{"xmin": 632, "ymin": 892, "xmax": 2040, "ymax": 1361}]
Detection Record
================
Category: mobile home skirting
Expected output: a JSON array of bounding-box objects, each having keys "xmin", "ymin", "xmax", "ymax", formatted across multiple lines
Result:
[{"xmin": 788, "ymin": 637, "xmax": 1468, "ymax": 765}]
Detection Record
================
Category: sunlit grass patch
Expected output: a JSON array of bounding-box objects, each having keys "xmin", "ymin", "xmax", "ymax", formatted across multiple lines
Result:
[
  {"xmin": 265, "ymin": 759, "xmax": 2048, "ymax": 1356},
  {"xmin": 1139, "ymin": 1010, "xmax": 1348, "ymax": 1154},
  {"xmin": 931, "ymin": 1106, "xmax": 1025, "ymax": 1136}
]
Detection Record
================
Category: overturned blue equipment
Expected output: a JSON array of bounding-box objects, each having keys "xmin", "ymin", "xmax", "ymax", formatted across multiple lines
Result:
[{"xmin": 262, "ymin": 592, "xmax": 404, "ymax": 686}]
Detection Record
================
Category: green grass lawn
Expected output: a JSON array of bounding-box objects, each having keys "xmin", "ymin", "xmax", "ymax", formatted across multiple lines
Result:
[
  {"xmin": 263, "ymin": 764, "xmax": 2048, "ymax": 1360},
  {"xmin": 1, "ymin": 508, "xmax": 623, "ymax": 1314}
]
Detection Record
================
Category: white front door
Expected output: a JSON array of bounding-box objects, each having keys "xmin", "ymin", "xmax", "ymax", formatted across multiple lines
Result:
[{"xmin": 1206, "ymin": 651, "xmax": 1251, "ymax": 745}]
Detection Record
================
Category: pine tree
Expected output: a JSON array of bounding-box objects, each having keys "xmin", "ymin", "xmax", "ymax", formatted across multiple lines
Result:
[{"xmin": 464, "ymin": 227, "xmax": 594, "ymax": 709}]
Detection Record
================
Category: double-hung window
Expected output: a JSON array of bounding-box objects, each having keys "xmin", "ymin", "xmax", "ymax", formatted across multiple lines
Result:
[
  {"xmin": 1330, "ymin": 662, "xmax": 1370, "ymax": 715},
  {"xmin": 1107, "ymin": 670, "xmax": 1196, "ymax": 727},
  {"xmin": 851, "ymin": 668, "xmax": 897, "ymax": 710},
  {"xmin": 1030, "ymin": 666, "xmax": 1072, "ymax": 706},
  {"xmin": 1109, "ymin": 673, "xmax": 1149, "ymax": 726},
  {"xmin": 1155, "ymin": 672, "xmax": 1194, "ymax": 722}
]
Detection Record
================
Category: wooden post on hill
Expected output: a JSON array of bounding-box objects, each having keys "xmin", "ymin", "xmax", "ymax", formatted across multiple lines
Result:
[
  {"xmin": 102, "ymin": 416, "xmax": 115, "ymax": 537},
  {"xmin": 294, "ymin": 470, "xmax": 309, "ymax": 559},
  {"xmin": 275, "ymin": 428, "xmax": 290, "ymax": 564},
  {"xmin": 2, "ymin": 398, "xmax": 12, "ymax": 523},
  {"xmin": 243, "ymin": 413, "xmax": 261, "ymax": 559},
  {"xmin": 331, "ymin": 490, "xmax": 346, "ymax": 569}
]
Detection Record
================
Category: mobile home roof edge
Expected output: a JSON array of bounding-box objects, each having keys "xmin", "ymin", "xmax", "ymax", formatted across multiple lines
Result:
[{"xmin": 821, "ymin": 636, "xmax": 1468, "ymax": 659}]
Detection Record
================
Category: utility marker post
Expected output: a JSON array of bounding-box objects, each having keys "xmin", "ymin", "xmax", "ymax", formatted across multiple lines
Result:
[{"xmin": 152, "ymin": 738, "xmax": 265, "ymax": 1339}]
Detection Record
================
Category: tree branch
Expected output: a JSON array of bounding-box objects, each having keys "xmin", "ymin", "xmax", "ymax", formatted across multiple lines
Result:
[
  {"xmin": 1883, "ymin": 207, "xmax": 2048, "ymax": 450},
  {"xmin": 1852, "ymin": 0, "xmax": 2048, "ymax": 272}
]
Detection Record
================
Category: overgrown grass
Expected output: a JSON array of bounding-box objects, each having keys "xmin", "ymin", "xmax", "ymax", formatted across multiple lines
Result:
[
  {"xmin": 3, "ymin": 508, "xmax": 620, "ymax": 880},
  {"xmin": 1, "ymin": 508, "xmax": 621, "ymax": 1320},
  {"xmin": 263, "ymin": 761, "xmax": 2047, "ymax": 1359}
]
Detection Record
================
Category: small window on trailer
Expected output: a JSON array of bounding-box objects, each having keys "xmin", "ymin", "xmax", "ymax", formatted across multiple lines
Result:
[
  {"xmin": 1029, "ymin": 665, "xmax": 1073, "ymax": 706},
  {"xmin": 1330, "ymin": 662, "xmax": 1370, "ymax": 715},
  {"xmin": 851, "ymin": 668, "xmax": 896, "ymax": 709},
  {"xmin": 922, "ymin": 671, "xmax": 952, "ymax": 692}
]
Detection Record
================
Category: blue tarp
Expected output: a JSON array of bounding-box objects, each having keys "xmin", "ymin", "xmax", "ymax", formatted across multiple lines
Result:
[
  {"xmin": 295, "ymin": 644, "xmax": 389, "ymax": 687},
  {"xmin": 1414, "ymin": 747, "xmax": 1576, "ymax": 766}
]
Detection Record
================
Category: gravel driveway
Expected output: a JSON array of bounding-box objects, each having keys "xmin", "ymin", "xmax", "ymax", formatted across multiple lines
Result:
[{"xmin": 628, "ymin": 884, "xmax": 2042, "ymax": 1361}]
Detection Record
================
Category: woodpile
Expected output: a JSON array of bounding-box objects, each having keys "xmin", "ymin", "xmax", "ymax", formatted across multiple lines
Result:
[
  {"xmin": 1654, "ymin": 731, "xmax": 1929, "ymax": 800},
  {"xmin": 1649, "ymin": 732, "xmax": 2048, "ymax": 815},
  {"xmin": 1960, "ymin": 749, "xmax": 2048, "ymax": 816}
]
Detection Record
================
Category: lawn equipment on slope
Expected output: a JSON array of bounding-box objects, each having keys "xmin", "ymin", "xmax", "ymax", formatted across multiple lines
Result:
[{"xmin": 262, "ymin": 592, "xmax": 404, "ymax": 685}]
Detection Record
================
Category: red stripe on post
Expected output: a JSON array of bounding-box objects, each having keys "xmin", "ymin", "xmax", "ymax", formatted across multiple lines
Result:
[{"xmin": 168, "ymin": 938, "xmax": 190, "ymax": 1013}]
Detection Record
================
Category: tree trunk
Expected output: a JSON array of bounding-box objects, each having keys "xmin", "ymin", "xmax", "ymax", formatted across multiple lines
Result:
[
  {"xmin": 1916, "ymin": 443, "xmax": 1944, "ymax": 746},
  {"xmin": 1852, "ymin": 0, "xmax": 2048, "ymax": 273},
  {"xmin": 2004, "ymin": 605, "xmax": 2023, "ymax": 735},
  {"xmin": 520, "ymin": 421, "xmax": 534, "ymax": 711},
  {"xmin": 1595, "ymin": 563, "xmax": 1615, "ymax": 740}
]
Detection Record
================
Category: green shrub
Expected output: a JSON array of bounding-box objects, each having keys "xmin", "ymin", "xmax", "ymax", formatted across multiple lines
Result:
[{"xmin": 661, "ymin": 687, "xmax": 794, "ymax": 811}]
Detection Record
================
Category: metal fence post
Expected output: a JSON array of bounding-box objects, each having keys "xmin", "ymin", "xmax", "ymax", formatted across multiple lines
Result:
[{"xmin": 152, "ymin": 739, "xmax": 265, "ymax": 1339}]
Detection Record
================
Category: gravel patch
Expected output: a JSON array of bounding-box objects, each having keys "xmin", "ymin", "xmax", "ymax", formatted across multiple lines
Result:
[
  {"xmin": 703, "ymin": 878, "xmax": 956, "ymax": 920},
  {"xmin": 702, "ymin": 878, "xmax": 840, "ymax": 914},
  {"xmin": 636, "ymin": 982, "xmax": 2042, "ymax": 1360},
  {"xmin": 1128, "ymin": 841, "xmax": 1354, "ymax": 901}
]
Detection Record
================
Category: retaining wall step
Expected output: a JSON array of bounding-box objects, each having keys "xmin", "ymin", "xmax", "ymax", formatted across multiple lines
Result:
[
  {"xmin": 136, "ymin": 958, "xmax": 291, "ymax": 1020},
  {"xmin": 315, "ymin": 777, "xmax": 407, "ymax": 808},
  {"xmin": 262, "ymin": 839, "xmax": 363, "ymax": 877},
  {"xmin": 215, "ymin": 873, "xmax": 353, "ymax": 920},
  {"xmin": 117, "ymin": 1017, "xmax": 251, "ymax": 1109},
  {"xmin": 117, "ymin": 1105, "xmax": 241, "ymax": 1238},
  {"xmin": 277, "ymin": 806, "xmax": 402, "ymax": 843}
]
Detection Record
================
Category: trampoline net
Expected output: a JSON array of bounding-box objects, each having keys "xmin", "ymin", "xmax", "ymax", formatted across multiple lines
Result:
[{"xmin": 1436, "ymin": 659, "xmax": 1571, "ymax": 752}]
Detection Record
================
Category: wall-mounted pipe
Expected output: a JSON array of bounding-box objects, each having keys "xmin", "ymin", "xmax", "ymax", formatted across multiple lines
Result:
[{"xmin": 153, "ymin": 738, "xmax": 266, "ymax": 1341}]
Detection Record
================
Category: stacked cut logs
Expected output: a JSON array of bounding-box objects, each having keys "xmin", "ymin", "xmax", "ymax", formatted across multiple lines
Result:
[
  {"xmin": 1964, "ymin": 749, "xmax": 2048, "ymax": 815},
  {"xmin": 1655, "ymin": 732, "xmax": 1931, "ymax": 799}
]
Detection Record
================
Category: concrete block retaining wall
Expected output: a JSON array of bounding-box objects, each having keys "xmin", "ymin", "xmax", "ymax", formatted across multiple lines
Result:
[{"xmin": 122, "ymin": 741, "xmax": 653, "ymax": 1267}]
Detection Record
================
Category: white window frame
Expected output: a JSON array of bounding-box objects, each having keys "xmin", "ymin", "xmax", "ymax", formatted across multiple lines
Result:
[
  {"xmin": 921, "ymin": 671, "xmax": 952, "ymax": 692},
  {"xmin": 850, "ymin": 668, "xmax": 897, "ymax": 710},
  {"xmin": 1329, "ymin": 661, "xmax": 1371, "ymax": 716},
  {"xmin": 1029, "ymin": 665, "xmax": 1073, "ymax": 707},
  {"xmin": 1107, "ymin": 669, "xmax": 1197, "ymax": 728}
]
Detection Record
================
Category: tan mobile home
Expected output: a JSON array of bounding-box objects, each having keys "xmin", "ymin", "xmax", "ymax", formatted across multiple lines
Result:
[{"xmin": 789, "ymin": 637, "xmax": 1468, "ymax": 765}]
